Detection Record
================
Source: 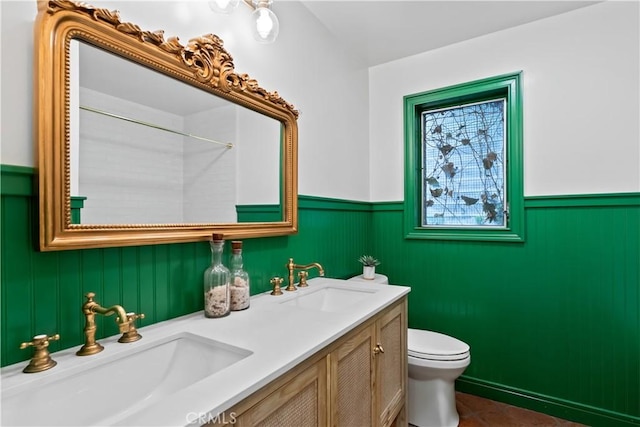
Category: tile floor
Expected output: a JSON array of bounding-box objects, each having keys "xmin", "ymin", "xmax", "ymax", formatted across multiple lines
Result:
[{"xmin": 456, "ymin": 392, "xmax": 587, "ymax": 427}]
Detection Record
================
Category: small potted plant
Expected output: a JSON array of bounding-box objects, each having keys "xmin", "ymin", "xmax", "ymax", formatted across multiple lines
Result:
[{"xmin": 358, "ymin": 255, "xmax": 380, "ymax": 280}]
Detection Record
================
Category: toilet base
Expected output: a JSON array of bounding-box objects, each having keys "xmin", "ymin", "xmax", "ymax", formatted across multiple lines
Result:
[{"xmin": 408, "ymin": 377, "xmax": 459, "ymax": 427}]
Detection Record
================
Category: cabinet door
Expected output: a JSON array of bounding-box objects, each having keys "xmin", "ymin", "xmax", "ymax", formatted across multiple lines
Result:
[
  {"xmin": 375, "ymin": 300, "xmax": 407, "ymax": 427},
  {"xmin": 330, "ymin": 325, "xmax": 376, "ymax": 427},
  {"xmin": 236, "ymin": 358, "xmax": 328, "ymax": 427}
]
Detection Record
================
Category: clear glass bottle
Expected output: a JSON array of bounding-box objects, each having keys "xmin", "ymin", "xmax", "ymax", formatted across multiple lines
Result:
[
  {"xmin": 229, "ymin": 241, "xmax": 250, "ymax": 311},
  {"xmin": 203, "ymin": 234, "xmax": 230, "ymax": 318}
]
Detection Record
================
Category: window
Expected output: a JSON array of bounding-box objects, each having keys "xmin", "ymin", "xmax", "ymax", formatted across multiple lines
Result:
[
  {"xmin": 404, "ymin": 72, "xmax": 524, "ymax": 242},
  {"xmin": 422, "ymin": 98, "xmax": 507, "ymax": 227}
]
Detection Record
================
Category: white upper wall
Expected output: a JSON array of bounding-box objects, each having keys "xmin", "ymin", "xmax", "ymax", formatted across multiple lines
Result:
[
  {"xmin": 0, "ymin": 0, "xmax": 371, "ymax": 201},
  {"xmin": 3, "ymin": 1, "xmax": 639, "ymax": 202},
  {"xmin": 369, "ymin": 1, "xmax": 640, "ymax": 199}
]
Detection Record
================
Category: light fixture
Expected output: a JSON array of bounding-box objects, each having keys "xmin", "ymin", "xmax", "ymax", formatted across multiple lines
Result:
[
  {"xmin": 208, "ymin": 0, "xmax": 240, "ymax": 15},
  {"xmin": 209, "ymin": 0, "xmax": 280, "ymax": 44},
  {"xmin": 250, "ymin": 0, "xmax": 279, "ymax": 43}
]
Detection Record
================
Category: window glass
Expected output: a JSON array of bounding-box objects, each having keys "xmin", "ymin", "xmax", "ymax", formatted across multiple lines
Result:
[{"xmin": 421, "ymin": 98, "xmax": 507, "ymax": 228}]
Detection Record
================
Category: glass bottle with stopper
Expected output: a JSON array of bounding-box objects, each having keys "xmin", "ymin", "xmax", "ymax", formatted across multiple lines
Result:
[
  {"xmin": 203, "ymin": 233, "xmax": 230, "ymax": 318},
  {"xmin": 229, "ymin": 241, "xmax": 250, "ymax": 311}
]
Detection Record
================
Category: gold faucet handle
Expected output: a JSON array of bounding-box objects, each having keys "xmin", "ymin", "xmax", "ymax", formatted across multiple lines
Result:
[
  {"xmin": 81, "ymin": 292, "xmax": 98, "ymax": 307},
  {"xmin": 116, "ymin": 311, "xmax": 143, "ymax": 332},
  {"xmin": 20, "ymin": 333, "xmax": 60, "ymax": 349},
  {"xmin": 270, "ymin": 277, "xmax": 284, "ymax": 296},
  {"xmin": 20, "ymin": 334, "xmax": 60, "ymax": 373},
  {"xmin": 81, "ymin": 292, "xmax": 96, "ymax": 309},
  {"xmin": 298, "ymin": 271, "xmax": 309, "ymax": 287},
  {"xmin": 118, "ymin": 312, "xmax": 145, "ymax": 343},
  {"xmin": 127, "ymin": 312, "xmax": 145, "ymax": 322}
]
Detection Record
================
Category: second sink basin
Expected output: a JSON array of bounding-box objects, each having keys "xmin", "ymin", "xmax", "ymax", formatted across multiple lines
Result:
[
  {"xmin": 280, "ymin": 286, "xmax": 378, "ymax": 312},
  {"xmin": 1, "ymin": 332, "xmax": 252, "ymax": 426}
]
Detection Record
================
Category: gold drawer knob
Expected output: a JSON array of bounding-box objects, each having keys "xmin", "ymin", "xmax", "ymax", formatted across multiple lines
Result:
[{"xmin": 373, "ymin": 343, "xmax": 385, "ymax": 356}]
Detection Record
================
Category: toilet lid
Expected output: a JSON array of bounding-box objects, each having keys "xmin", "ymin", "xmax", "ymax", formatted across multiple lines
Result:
[{"xmin": 408, "ymin": 329, "xmax": 470, "ymax": 361}]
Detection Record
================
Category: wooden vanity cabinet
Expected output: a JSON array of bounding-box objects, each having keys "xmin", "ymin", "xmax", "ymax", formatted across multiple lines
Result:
[
  {"xmin": 331, "ymin": 298, "xmax": 407, "ymax": 427},
  {"xmin": 375, "ymin": 300, "xmax": 407, "ymax": 427},
  {"xmin": 331, "ymin": 323, "xmax": 376, "ymax": 425},
  {"xmin": 230, "ymin": 358, "xmax": 329, "ymax": 426},
  {"xmin": 211, "ymin": 297, "xmax": 407, "ymax": 427}
]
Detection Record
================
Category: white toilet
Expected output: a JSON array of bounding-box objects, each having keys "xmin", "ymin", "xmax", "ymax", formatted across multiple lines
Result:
[
  {"xmin": 348, "ymin": 273, "xmax": 471, "ymax": 427},
  {"xmin": 407, "ymin": 328, "xmax": 470, "ymax": 427}
]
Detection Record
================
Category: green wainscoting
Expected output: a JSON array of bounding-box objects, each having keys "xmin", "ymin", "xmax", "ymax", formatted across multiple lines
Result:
[
  {"xmin": 0, "ymin": 165, "xmax": 371, "ymax": 368},
  {"xmin": 236, "ymin": 203, "xmax": 282, "ymax": 223},
  {"xmin": 2, "ymin": 164, "xmax": 639, "ymax": 426},
  {"xmin": 373, "ymin": 194, "xmax": 640, "ymax": 426}
]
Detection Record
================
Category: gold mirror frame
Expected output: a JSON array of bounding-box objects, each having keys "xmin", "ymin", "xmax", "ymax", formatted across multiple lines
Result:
[{"xmin": 35, "ymin": 0, "xmax": 298, "ymax": 251}]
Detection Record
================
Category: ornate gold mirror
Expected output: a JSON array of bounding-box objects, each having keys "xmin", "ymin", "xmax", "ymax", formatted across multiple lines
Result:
[{"xmin": 35, "ymin": 0, "xmax": 298, "ymax": 251}]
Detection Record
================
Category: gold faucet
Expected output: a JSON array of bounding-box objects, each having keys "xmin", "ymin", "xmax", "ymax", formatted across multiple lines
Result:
[
  {"xmin": 20, "ymin": 334, "xmax": 60, "ymax": 373},
  {"xmin": 286, "ymin": 258, "xmax": 325, "ymax": 291},
  {"xmin": 270, "ymin": 277, "xmax": 284, "ymax": 296},
  {"xmin": 76, "ymin": 292, "xmax": 143, "ymax": 356}
]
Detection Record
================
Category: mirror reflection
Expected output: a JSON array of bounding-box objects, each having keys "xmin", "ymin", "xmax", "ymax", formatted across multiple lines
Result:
[
  {"xmin": 36, "ymin": 0, "xmax": 298, "ymax": 250},
  {"xmin": 70, "ymin": 41, "xmax": 281, "ymax": 225}
]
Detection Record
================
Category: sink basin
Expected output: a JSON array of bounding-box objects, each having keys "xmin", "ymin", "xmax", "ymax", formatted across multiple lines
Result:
[
  {"xmin": 1, "ymin": 333, "xmax": 252, "ymax": 426},
  {"xmin": 280, "ymin": 286, "xmax": 377, "ymax": 312}
]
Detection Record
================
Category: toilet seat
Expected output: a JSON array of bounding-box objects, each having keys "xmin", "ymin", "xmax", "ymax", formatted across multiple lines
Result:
[{"xmin": 408, "ymin": 329, "xmax": 470, "ymax": 361}]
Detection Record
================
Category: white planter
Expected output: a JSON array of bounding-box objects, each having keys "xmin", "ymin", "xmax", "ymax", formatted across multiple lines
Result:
[{"xmin": 363, "ymin": 266, "xmax": 376, "ymax": 280}]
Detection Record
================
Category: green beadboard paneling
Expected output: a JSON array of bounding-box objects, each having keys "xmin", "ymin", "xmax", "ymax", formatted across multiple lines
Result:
[
  {"xmin": 2, "ymin": 165, "xmax": 638, "ymax": 425},
  {"xmin": 525, "ymin": 192, "xmax": 640, "ymax": 208},
  {"xmin": 373, "ymin": 197, "xmax": 640, "ymax": 426},
  {"xmin": 70, "ymin": 196, "xmax": 86, "ymax": 224},
  {"xmin": 0, "ymin": 169, "xmax": 371, "ymax": 368},
  {"xmin": 236, "ymin": 204, "xmax": 282, "ymax": 223},
  {"xmin": 0, "ymin": 165, "xmax": 34, "ymax": 196}
]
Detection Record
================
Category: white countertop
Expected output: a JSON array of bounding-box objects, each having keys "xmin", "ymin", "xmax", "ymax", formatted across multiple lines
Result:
[{"xmin": 1, "ymin": 277, "xmax": 410, "ymax": 426}]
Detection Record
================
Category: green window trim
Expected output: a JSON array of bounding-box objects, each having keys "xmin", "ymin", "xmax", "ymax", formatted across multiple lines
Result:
[{"xmin": 403, "ymin": 72, "xmax": 525, "ymax": 242}]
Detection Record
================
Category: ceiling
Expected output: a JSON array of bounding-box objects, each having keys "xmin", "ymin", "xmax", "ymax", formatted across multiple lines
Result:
[
  {"xmin": 298, "ymin": 1, "xmax": 600, "ymax": 67},
  {"xmin": 75, "ymin": 0, "xmax": 601, "ymax": 114}
]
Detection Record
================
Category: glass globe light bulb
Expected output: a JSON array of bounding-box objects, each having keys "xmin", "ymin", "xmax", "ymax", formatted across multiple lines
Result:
[
  {"xmin": 251, "ymin": 7, "xmax": 279, "ymax": 43},
  {"xmin": 208, "ymin": 0, "xmax": 240, "ymax": 14}
]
